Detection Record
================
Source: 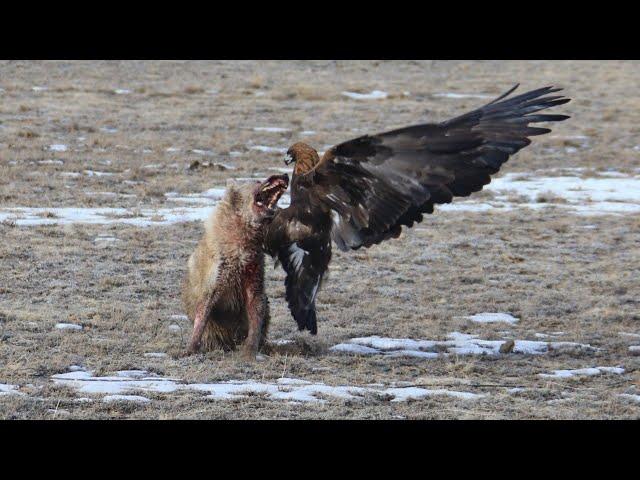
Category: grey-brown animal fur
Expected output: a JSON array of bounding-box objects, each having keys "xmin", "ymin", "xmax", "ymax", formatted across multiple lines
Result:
[{"xmin": 182, "ymin": 174, "xmax": 288, "ymax": 358}]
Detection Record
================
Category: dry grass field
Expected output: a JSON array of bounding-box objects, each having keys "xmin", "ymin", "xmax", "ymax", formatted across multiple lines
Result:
[{"xmin": 0, "ymin": 60, "xmax": 639, "ymax": 419}]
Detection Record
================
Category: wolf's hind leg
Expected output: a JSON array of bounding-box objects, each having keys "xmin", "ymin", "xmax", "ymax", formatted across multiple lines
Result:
[{"xmin": 187, "ymin": 300, "xmax": 211, "ymax": 354}]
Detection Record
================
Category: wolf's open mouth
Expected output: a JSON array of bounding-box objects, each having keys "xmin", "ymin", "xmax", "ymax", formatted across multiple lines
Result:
[{"xmin": 255, "ymin": 174, "xmax": 289, "ymax": 210}]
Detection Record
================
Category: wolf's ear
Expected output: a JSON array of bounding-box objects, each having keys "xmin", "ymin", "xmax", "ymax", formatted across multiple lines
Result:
[
  {"xmin": 224, "ymin": 180, "xmax": 243, "ymax": 209},
  {"xmin": 224, "ymin": 179, "xmax": 239, "ymax": 200},
  {"xmin": 225, "ymin": 178, "xmax": 238, "ymax": 189}
]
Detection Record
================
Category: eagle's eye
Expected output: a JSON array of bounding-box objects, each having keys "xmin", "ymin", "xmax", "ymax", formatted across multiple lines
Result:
[{"xmin": 283, "ymin": 153, "xmax": 294, "ymax": 165}]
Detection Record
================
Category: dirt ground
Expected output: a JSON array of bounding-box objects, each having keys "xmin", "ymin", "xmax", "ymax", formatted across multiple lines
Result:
[{"xmin": 0, "ymin": 60, "xmax": 639, "ymax": 419}]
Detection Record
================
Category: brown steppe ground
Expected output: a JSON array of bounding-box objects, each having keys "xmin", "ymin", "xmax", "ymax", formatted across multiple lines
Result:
[{"xmin": 0, "ymin": 60, "xmax": 639, "ymax": 419}]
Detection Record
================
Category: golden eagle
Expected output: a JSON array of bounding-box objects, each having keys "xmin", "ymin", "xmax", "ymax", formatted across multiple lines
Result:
[{"xmin": 263, "ymin": 85, "xmax": 570, "ymax": 334}]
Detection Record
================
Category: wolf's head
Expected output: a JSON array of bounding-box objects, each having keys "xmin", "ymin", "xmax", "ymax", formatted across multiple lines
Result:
[{"xmin": 225, "ymin": 174, "xmax": 289, "ymax": 228}]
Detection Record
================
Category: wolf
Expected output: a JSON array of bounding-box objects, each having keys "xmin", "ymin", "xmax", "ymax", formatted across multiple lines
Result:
[{"xmin": 182, "ymin": 174, "xmax": 289, "ymax": 359}]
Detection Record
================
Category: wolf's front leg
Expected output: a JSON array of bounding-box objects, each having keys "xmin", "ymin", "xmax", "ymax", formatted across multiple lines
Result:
[{"xmin": 242, "ymin": 277, "xmax": 267, "ymax": 360}]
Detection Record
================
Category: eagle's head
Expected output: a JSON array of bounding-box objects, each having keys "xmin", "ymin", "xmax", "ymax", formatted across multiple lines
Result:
[{"xmin": 284, "ymin": 142, "xmax": 321, "ymax": 175}]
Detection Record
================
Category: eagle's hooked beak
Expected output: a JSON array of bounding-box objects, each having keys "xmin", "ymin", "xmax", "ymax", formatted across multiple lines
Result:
[{"xmin": 283, "ymin": 153, "xmax": 294, "ymax": 165}]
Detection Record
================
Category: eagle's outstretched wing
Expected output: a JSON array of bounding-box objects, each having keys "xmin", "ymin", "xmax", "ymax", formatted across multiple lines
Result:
[
  {"xmin": 315, "ymin": 84, "xmax": 570, "ymax": 250},
  {"xmin": 265, "ymin": 84, "xmax": 571, "ymax": 333}
]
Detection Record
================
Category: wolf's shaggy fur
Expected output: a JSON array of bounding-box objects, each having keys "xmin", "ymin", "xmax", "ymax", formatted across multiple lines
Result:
[{"xmin": 182, "ymin": 176, "xmax": 287, "ymax": 358}]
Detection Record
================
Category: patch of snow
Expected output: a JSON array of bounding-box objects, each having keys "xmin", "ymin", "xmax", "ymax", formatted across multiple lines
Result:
[
  {"xmin": 85, "ymin": 191, "xmax": 119, "ymax": 197},
  {"xmin": 301, "ymin": 130, "xmax": 316, "ymax": 136},
  {"xmin": 38, "ymin": 159, "xmax": 64, "ymax": 165},
  {"xmin": 464, "ymin": 312, "xmax": 519, "ymax": 324},
  {"xmin": 52, "ymin": 370, "xmax": 181, "ymax": 395},
  {"xmin": 103, "ymin": 395, "xmax": 150, "ymax": 403},
  {"xmin": 51, "ymin": 370, "xmax": 482, "ymax": 404},
  {"xmin": 32, "ymin": 86, "xmax": 48, "ymax": 92},
  {"xmin": 620, "ymin": 332, "xmax": 640, "ymax": 338},
  {"xmin": 350, "ymin": 336, "xmax": 437, "ymax": 352},
  {"xmin": 331, "ymin": 333, "xmax": 594, "ymax": 359},
  {"xmin": 168, "ymin": 324, "xmax": 181, "ymax": 332},
  {"xmin": 166, "ymin": 147, "xmax": 181, "ymax": 152},
  {"xmin": 144, "ymin": 352, "xmax": 168, "ymax": 358},
  {"xmin": 253, "ymin": 127, "xmax": 290, "ymax": 133},
  {"xmin": 113, "ymin": 89, "xmax": 131, "ymax": 95},
  {"xmin": 169, "ymin": 314, "xmax": 188, "ymax": 322},
  {"xmin": 269, "ymin": 167, "xmax": 293, "ymax": 174},
  {"xmin": 438, "ymin": 173, "xmax": 640, "ymax": 216},
  {"xmin": 383, "ymin": 387, "xmax": 484, "ymax": 402},
  {"xmin": 94, "ymin": 235, "xmax": 119, "ymax": 245},
  {"xmin": 83, "ymin": 170, "xmax": 114, "ymax": 177},
  {"xmin": 628, "ymin": 346, "xmax": 640, "ymax": 354},
  {"xmin": 191, "ymin": 149, "xmax": 214, "ymax": 155},
  {"xmin": 0, "ymin": 383, "xmax": 21, "ymax": 396},
  {"xmin": 330, "ymin": 343, "xmax": 381, "ymax": 355},
  {"xmin": 438, "ymin": 203, "xmax": 497, "ymax": 213},
  {"xmin": 539, "ymin": 366, "xmax": 625, "ymax": 378},
  {"xmin": 277, "ymin": 377, "xmax": 312, "ymax": 386},
  {"xmin": 619, "ymin": 394, "xmax": 640, "ymax": 403},
  {"xmin": 0, "ymin": 205, "xmax": 214, "ymax": 227},
  {"xmin": 49, "ymin": 144, "xmax": 67, "ymax": 152},
  {"xmin": 594, "ymin": 171, "xmax": 629, "ymax": 178},
  {"xmin": 341, "ymin": 90, "xmax": 388, "ymax": 100},
  {"xmin": 116, "ymin": 370, "xmax": 149, "ymax": 378},
  {"xmin": 250, "ymin": 145, "xmax": 287, "ymax": 154},
  {"xmin": 386, "ymin": 350, "xmax": 440, "ymax": 359},
  {"xmin": 490, "ymin": 174, "xmax": 640, "ymax": 204},
  {"xmin": 55, "ymin": 323, "xmax": 82, "ymax": 331}
]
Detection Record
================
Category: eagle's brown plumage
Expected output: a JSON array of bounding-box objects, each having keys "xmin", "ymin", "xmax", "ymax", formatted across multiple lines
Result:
[{"xmin": 264, "ymin": 84, "xmax": 571, "ymax": 334}]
